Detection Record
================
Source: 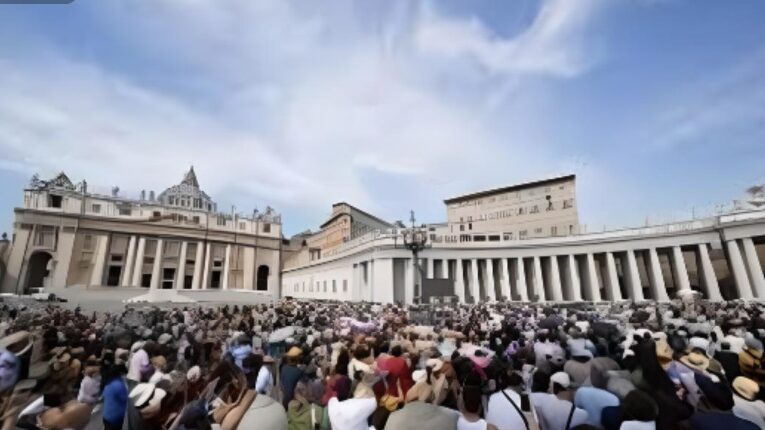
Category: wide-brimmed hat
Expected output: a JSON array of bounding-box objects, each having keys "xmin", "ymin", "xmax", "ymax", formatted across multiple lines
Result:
[
  {"xmin": 680, "ymin": 351, "xmax": 710, "ymax": 372},
  {"xmin": 655, "ymin": 339, "xmax": 673, "ymax": 368},
  {"xmin": 28, "ymin": 361, "xmax": 50, "ymax": 380},
  {"xmin": 425, "ymin": 358, "xmax": 443, "ymax": 373},
  {"xmin": 733, "ymin": 376, "xmax": 760, "ymax": 401},
  {"xmin": 0, "ymin": 331, "xmax": 30, "ymax": 355},
  {"xmin": 158, "ymin": 333, "xmax": 173, "ymax": 345},
  {"xmin": 285, "ymin": 346, "xmax": 302, "ymax": 358}
]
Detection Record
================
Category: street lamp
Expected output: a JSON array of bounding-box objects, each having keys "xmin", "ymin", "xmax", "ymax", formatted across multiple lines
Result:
[{"xmin": 402, "ymin": 210, "xmax": 428, "ymax": 304}]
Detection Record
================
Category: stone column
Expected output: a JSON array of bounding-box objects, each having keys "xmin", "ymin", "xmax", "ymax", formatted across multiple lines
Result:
[
  {"xmin": 485, "ymin": 259, "xmax": 496, "ymax": 302},
  {"xmin": 501, "ymin": 258, "xmax": 512, "ymax": 300},
  {"xmin": 566, "ymin": 255, "xmax": 582, "ymax": 301},
  {"xmin": 548, "ymin": 256, "xmax": 563, "ymax": 301},
  {"xmin": 427, "ymin": 258, "xmax": 434, "ymax": 279},
  {"xmin": 89, "ymin": 235, "xmax": 108, "ymax": 286},
  {"xmin": 454, "ymin": 260, "xmax": 465, "ymax": 303},
  {"xmin": 515, "ymin": 258, "xmax": 529, "ymax": 302},
  {"xmin": 440, "ymin": 259, "xmax": 449, "ymax": 279},
  {"xmin": 149, "ymin": 239, "xmax": 163, "ymax": 290},
  {"xmin": 243, "ymin": 247, "xmax": 255, "ymax": 290},
  {"xmin": 727, "ymin": 240, "xmax": 752, "ymax": 299},
  {"xmin": 584, "ymin": 253, "xmax": 602, "ymax": 302},
  {"xmin": 201, "ymin": 243, "xmax": 212, "ymax": 290},
  {"xmin": 605, "ymin": 252, "xmax": 622, "ymax": 301},
  {"xmin": 647, "ymin": 248, "xmax": 670, "ymax": 301},
  {"xmin": 131, "ymin": 237, "xmax": 146, "ymax": 287},
  {"xmin": 191, "ymin": 241, "xmax": 204, "ymax": 289},
  {"xmin": 176, "ymin": 241, "xmax": 188, "ymax": 289},
  {"xmin": 121, "ymin": 235, "xmax": 137, "ymax": 287},
  {"xmin": 697, "ymin": 243, "xmax": 723, "ymax": 301},
  {"xmin": 742, "ymin": 237, "xmax": 765, "ymax": 298},
  {"xmin": 405, "ymin": 259, "xmax": 414, "ymax": 304},
  {"xmin": 470, "ymin": 259, "xmax": 480, "ymax": 302},
  {"xmin": 533, "ymin": 256, "xmax": 546, "ymax": 302},
  {"xmin": 625, "ymin": 250, "xmax": 644, "ymax": 301},
  {"xmin": 671, "ymin": 246, "xmax": 692, "ymax": 293},
  {"xmin": 222, "ymin": 244, "xmax": 231, "ymax": 290}
]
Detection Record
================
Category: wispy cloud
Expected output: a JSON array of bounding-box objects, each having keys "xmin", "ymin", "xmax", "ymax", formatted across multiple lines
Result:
[
  {"xmin": 414, "ymin": 0, "xmax": 605, "ymax": 78},
  {"xmin": 0, "ymin": 0, "xmax": 609, "ymax": 233}
]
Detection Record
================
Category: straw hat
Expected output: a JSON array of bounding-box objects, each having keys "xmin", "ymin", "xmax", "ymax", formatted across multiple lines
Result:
[
  {"xmin": 733, "ymin": 376, "xmax": 760, "ymax": 401},
  {"xmin": 680, "ymin": 351, "xmax": 710, "ymax": 372},
  {"xmin": 285, "ymin": 346, "xmax": 302, "ymax": 358}
]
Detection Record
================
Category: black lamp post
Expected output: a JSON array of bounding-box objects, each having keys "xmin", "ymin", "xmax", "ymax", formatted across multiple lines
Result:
[{"xmin": 402, "ymin": 210, "xmax": 428, "ymax": 304}]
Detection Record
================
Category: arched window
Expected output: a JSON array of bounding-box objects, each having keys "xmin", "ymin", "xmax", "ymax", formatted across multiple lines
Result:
[{"xmin": 256, "ymin": 265, "xmax": 269, "ymax": 291}]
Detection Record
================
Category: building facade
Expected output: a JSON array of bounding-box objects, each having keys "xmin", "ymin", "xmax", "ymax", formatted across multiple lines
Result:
[
  {"xmin": 0, "ymin": 168, "xmax": 282, "ymax": 300},
  {"xmin": 444, "ymin": 175, "xmax": 579, "ymax": 243},
  {"xmin": 283, "ymin": 180, "xmax": 765, "ymax": 304}
]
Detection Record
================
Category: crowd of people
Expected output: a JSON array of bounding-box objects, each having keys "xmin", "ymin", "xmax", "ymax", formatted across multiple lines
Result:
[{"xmin": 0, "ymin": 294, "xmax": 764, "ymax": 429}]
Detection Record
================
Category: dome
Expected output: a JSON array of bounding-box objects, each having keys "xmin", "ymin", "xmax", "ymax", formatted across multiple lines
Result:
[{"xmin": 158, "ymin": 166, "xmax": 217, "ymax": 212}]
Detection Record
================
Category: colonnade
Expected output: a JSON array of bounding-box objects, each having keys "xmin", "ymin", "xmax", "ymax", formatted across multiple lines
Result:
[
  {"xmin": 408, "ymin": 238, "xmax": 764, "ymax": 303},
  {"xmin": 86, "ymin": 234, "xmax": 274, "ymax": 291}
]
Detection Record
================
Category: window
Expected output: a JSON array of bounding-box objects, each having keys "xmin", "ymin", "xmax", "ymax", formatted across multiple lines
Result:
[
  {"xmin": 217, "ymin": 216, "xmax": 226, "ymax": 226},
  {"xmin": 551, "ymin": 226, "xmax": 558, "ymax": 236},
  {"xmin": 152, "ymin": 211, "xmax": 161, "ymax": 218},
  {"xmin": 343, "ymin": 280, "xmax": 348, "ymax": 293},
  {"xmin": 467, "ymin": 216, "xmax": 472, "ymax": 221},
  {"xmin": 530, "ymin": 205, "xmax": 539, "ymax": 214},
  {"xmin": 488, "ymin": 235, "xmax": 500, "ymax": 242},
  {"xmin": 473, "ymin": 235, "xmax": 486, "ymax": 242},
  {"xmin": 503, "ymin": 232, "xmax": 513, "ymax": 241},
  {"xmin": 459, "ymin": 225, "xmax": 465, "ymax": 232},
  {"xmin": 110, "ymin": 255, "xmax": 123, "ymax": 262},
  {"xmin": 239, "ymin": 222, "xmax": 246, "ymax": 230},
  {"xmin": 570, "ymin": 225, "xmax": 575, "ymax": 234},
  {"xmin": 468, "ymin": 223, "xmax": 472, "ymax": 230},
  {"xmin": 563, "ymin": 199, "xmax": 574, "ymax": 209},
  {"xmin": 332, "ymin": 280, "xmax": 337, "ymax": 293},
  {"xmin": 83, "ymin": 234, "xmax": 94, "ymax": 251},
  {"xmin": 192, "ymin": 216, "xmax": 200, "ymax": 224},
  {"xmin": 518, "ymin": 207, "xmax": 525, "ymax": 215},
  {"xmin": 519, "ymin": 230, "xmax": 528, "ymax": 239},
  {"xmin": 48, "ymin": 195, "xmax": 63, "ymax": 208},
  {"xmin": 263, "ymin": 223, "xmax": 271, "ymax": 233},
  {"xmin": 119, "ymin": 207, "xmax": 132, "ymax": 216},
  {"xmin": 91, "ymin": 204, "xmax": 101, "ymax": 214},
  {"xmin": 323, "ymin": 281, "xmax": 327, "ymax": 293},
  {"xmin": 534, "ymin": 228, "xmax": 543, "ymax": 234}
]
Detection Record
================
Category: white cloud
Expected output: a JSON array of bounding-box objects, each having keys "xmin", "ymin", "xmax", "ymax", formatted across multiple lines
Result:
[
  {"xmin": 414, "ymin": 0, "xmax": 605, "ymax": 78},
  {"xmin": 0, "ymin": 0, "xmax": 607, "ymax": 233}
]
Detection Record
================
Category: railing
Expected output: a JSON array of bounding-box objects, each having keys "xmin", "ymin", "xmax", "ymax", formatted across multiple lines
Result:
[{"xmin": 287, "ymin": 208, "xmax": 765, "ymax": 269}]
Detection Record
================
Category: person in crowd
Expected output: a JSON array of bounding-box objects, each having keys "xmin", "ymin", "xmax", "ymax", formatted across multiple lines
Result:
[{"xmin": 101, "ymin": 364, "xmax": 128, "ymax": 430}]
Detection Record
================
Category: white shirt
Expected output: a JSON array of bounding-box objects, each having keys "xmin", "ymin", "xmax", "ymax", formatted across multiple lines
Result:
[
  {"xmin": 733, "ymin": 396, "xmax": 765, "ymax": 429},
  {"xmin": 127, "ymin": 349, "xmax": 149, "ymax": 382},
  {"xmin": 458, "ymin": 415, "xmax": 488, "ymax": 430},
  {"xmin": 327, "ymin": 396, "xmax": 377, "ymax": 430},
  {"xmin": 486, "ymin": 389, "xmax": 527, "ymax": 430},
  {"xmin": 77, "ymin": 374, "xmax": 101, "ymax": 404},
  {"xmin": 256, "ymin": 366, "xmax": 272, "ymax": 395},
  {"xmin": 530, "ymin": 392, "xmax": 588, "ymax": 430}
]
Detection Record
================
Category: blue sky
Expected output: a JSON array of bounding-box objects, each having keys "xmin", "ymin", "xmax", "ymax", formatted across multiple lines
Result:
[{"xmin": 0, "ymin": 0, "xmax": 764, "ymax": 236}]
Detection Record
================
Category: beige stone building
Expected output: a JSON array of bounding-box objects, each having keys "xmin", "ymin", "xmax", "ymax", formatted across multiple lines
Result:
[
  {"xmin": 302, "ymin": 203, "xmax": 392, "ymax": 261},
  {"xmin": 0, "ymin": 168, "xmax": 282, "ymax": 300},
  {"xmin": 443, "ymin": 175, "xmax": 578, "ymax": 243}
]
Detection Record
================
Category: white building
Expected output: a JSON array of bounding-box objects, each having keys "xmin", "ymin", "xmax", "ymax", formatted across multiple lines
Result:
[
  {"xmin": 283, "ymin": 180, "xmax": 765, "ymax": 304},
  {"xmin": 0, "ymin": 168, "xmax": 282, "ymax": 302}
]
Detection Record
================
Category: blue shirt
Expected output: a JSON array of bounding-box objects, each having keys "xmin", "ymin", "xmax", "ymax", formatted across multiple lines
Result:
[
  {"xmin": 574, "ymin": 386, "xmax": 620, "ymax": 428},
  {"xmin": 102, "ymin": 378, "xmax": 128, "ymax": 425}
]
